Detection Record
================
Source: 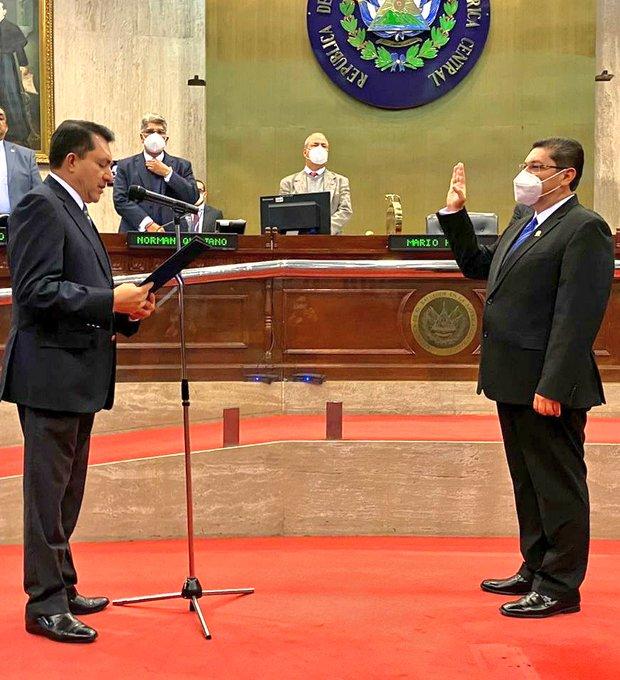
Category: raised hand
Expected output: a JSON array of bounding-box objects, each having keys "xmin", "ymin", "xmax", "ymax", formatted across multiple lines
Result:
[{"xmin": 446, "ymin": 162, "xmax": 467, "ymax": 212}]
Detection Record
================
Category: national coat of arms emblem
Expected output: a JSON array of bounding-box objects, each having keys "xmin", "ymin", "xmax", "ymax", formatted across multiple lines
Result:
[{"xmin": 307, "ymin": 0, "xmax": 491, "ymax": 108}]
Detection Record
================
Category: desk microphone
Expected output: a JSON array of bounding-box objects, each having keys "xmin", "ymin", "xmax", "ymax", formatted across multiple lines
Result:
[{"xmin": 128, "ymin": 185, "xmax": 199, "ymax": 215}]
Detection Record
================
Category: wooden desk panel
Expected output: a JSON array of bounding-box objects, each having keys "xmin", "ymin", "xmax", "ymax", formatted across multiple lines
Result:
[{"xmin": 1, "ymin": 234, "xmax": 619, "ymax": 382}]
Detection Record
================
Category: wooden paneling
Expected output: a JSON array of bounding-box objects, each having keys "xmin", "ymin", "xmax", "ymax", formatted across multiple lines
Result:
[{"xmin": 1, "ymin": 234, "xmax": 619, "ymax": 382}]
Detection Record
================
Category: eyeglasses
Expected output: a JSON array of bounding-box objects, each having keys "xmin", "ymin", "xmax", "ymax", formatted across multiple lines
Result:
[
  {"xmin": 141, "ymin": 129, "xmax": 167, "ymax": 137},
  {"xmin": 518, "ymin": 163, "xmax": 567, "ymax": 173}
]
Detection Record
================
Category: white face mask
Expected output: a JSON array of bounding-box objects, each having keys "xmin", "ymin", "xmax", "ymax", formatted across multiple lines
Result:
[
  {"xmin": 143, "ymin": 132, "xmax": 166, "ymax": 156},
  {"xmin": 307, "ymin": 146, "xmax": 328, "ymax": 166},
  {"xmin": 513, "ymin": 168, "xmax": 565, "ymax": 206}
]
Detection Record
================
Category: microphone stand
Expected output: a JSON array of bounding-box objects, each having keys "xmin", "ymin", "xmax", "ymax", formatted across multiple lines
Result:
[{"xmin": 113, "ymin": 209, "xmax": 254, "ymax": 639}]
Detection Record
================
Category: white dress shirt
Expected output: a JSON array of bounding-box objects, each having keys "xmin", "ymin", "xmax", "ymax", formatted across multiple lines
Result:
[
  {"xmin": 49, "ymin": 171, "xmax": 85, "ymax": 211},
  {"xmin": 304, "ymin": 164, "xmax": 325, "ymax": 193},
  {"xmin": 532, "ymin": 194, "xmax": 574, "ymax": 226}
]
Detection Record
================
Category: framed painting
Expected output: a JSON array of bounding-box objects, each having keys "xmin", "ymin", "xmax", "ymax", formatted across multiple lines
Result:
[{"xmin": 0, "ymin": 0, "xmax": 54, "ymax": 162}]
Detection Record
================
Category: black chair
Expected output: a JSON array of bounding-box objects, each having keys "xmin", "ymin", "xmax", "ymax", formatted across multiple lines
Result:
[{"xmin": 426, "ymin": 212, "xmax": 498, "ymax": 235}]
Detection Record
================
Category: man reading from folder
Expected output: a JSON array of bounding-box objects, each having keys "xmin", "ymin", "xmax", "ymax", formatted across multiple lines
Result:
[
  {"xmin": 0, "ymin": 120, "xmax": 155, "ymax": 643},
  {"xmin": 437, "ymin": 138, "xmax": 613, "ymax": 619}
]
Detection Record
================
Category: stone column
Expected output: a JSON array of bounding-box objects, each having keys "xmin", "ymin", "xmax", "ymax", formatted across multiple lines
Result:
[{"xmin": 594, "ymin": 0, "xmax": 619, "ymax": 232}]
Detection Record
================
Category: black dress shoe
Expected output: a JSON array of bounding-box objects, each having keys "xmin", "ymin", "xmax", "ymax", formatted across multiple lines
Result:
[
  {"xmin": 68, "ymin": 594, "xmax": 110, "ymax": 615},
  {"xmin": 500, "ymin": 591, "xmax": 581, "ymax": 618},
  {"xmin": 480, "ymin": 573, "xmax": 532, "ymax": 595},
  {"xmin": 25, "ymin": 613, "xmax": 97, "ymax": 643}
]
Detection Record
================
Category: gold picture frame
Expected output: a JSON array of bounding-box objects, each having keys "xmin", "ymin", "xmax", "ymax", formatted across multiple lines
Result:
[{"xmin": 0, "ymin": 0, "xmax": 54, "ymax": 163}]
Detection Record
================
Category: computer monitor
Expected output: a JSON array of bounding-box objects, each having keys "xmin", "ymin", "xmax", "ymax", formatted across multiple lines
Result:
[
  {"xmin": 260, "ymin": 191, "xmax": 331, "ymax": 234},
  {"xmin": 215, "ymin": 219, "xmax": 246, "ymax": 234}
]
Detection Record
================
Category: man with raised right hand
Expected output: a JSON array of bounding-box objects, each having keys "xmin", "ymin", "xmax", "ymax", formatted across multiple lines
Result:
[{"xmin": 437, "ymin": 137, "xmax": 614, "ymax": 619}]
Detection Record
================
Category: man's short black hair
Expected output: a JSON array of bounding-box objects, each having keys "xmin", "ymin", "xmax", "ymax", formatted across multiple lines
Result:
[
  {"xmin": 49, "ymin": 120, "xmax": 115, "ymax": 169},
  {"xmin": 531, "ymin": 137, "xmax": 584, "ymax": 191}
]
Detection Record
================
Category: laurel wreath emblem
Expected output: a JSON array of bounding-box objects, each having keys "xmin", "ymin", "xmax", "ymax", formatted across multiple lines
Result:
[{"xmin": 339, "ymin": 0, "xmax": 458, "ymax": 72}]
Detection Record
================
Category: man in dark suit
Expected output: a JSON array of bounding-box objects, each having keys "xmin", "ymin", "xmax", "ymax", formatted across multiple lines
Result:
[
  {"xmin": 437, "ymin": 138, "xmax": 614, "ymax": 619},
  {"xmin": 113, "ymin": 113, "xmax": 198, "ymax": 233},
  {"xmin": 0, "ymin": 120, "xmax": 155, "ymax": 643},
  {"xmin": 0, "ymin": 107, "xmax": 41, "ymax": 217},
  {"xmin": 182, "ymin": 179, "xmax": 223, "ymax": 232},
  {"xmin": 506, "ymin": 201, "xmax": 534, "ymax": 229}
]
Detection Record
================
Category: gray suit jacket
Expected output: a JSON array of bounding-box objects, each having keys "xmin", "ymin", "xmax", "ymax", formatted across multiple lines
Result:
[
  {"xmin": 279, "ymin": 169, "xmax": 352, "ymax": 235},
  {"xmin": 2, "ymin": 140, "xmax": 42, "ymax": 212}
]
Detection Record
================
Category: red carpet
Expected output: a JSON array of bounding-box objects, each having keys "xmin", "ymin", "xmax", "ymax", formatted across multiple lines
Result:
[
  {"xmin": 0, "ymin": 536, "xmax": 618, "ymax": 679},
  {"xmin": 0, "ymin": 413, "xmax": 618, "ymax": 478}
]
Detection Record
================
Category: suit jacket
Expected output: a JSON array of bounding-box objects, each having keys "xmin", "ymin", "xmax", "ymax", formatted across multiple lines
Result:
[
  {"xmin": 114, "ymin": 152, "xmax": 198, "ymax": 233},
  {"xmin": 507, "ymin": 202, "xmax": 534, "ymax": 229},
  {"xmin": 437, "ymin": 196, "xmax": 614, "ymax": 408},
  {"xmin": 182, "ymin": 203, "xmax": 224, "ymax": 233},
  {"xmin": 279, "ymin": 169, "xmax": 352, "ymax": 235},
  {"xmin": 0, "ymin": 176, "xmax": 138, "ymax": 413},
  {"xmin": 2, "ymin": 140, "xmax": 42, "ymax": 211}
]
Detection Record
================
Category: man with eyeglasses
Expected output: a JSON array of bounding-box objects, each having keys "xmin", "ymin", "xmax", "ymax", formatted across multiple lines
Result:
[
  {"xmin": 114, "ymin": 113, "xmax": 198, "ymax": 233},
  {"xmin": 436, "ymin": 137, "xmax": 614, "ymax": 619}
]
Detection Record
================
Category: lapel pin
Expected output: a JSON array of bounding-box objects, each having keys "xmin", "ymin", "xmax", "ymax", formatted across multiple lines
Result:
[{"xmin": 534, "ymin": 230, "xmax": 542, "ymax": 237}]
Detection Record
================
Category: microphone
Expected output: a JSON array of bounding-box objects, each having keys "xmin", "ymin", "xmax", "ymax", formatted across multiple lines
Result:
[{"xmin": 128, "ymin": 185, "xmax": 199, "ymax": 215}]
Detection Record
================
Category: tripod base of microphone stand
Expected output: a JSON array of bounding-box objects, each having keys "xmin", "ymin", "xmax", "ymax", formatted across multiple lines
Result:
[{"xmin": 113, "ymin": 577, "xmax": 254, "ymax": 640}]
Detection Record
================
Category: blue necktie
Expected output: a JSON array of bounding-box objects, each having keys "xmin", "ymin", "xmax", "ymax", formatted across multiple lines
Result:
[{"xmin": 507, "ymin": 216, "xmax": 538, "ymax": 256}]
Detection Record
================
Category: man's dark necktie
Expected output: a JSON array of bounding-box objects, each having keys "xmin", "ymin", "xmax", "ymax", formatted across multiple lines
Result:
[
  {"xmin": 507, "ymin": 215, "xmax": 538, "ymax": 256},
  {"xmin": 82, "ymin": 204, "xmax": 94, "ymax": 228}
]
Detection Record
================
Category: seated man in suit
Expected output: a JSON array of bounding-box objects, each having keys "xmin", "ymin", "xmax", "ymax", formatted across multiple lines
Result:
[
  {"xmin": 279, "ymin": 132, "xmax": 352, "ymax": 235},
  {"xmin": 182, "ymin": 179, "xmax": 223, "ymax": 232},
  {"xmin": 0, "ymin": 106, "xmax": 42, "ymax": 219},
  {"xmin": 113, "ymin": 113, "xmax": 198, "ymax": 233}
]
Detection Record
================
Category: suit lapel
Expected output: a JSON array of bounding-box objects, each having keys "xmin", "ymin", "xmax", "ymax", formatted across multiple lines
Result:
[
  {"xmin": 488, "ymin": 196, "xmax": 579, "ymax": 296},
  {"xmin": 323, "ymin": 170, "xmax": 336, "ymax": 194},
  {"xmin": 45, "ymin": 176, "xmax": 112, "ymax": 284},
  {"xmin": 4, "ymin": 142, "xmax": 15, "ymax": 180},
  {"xmin": 293, "ymin": 171, "xmax": 306, "ymax": 194},
  {"xmin": 486, "ymin": 218, "xmax": 527, "ymax": 290},
  {"xmin": 135, "ymin": 153, "xmax": 161, "ymax": 193}
]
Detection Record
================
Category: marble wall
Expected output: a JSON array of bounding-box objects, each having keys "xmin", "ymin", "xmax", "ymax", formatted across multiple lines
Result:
[
  {"xmin": 594, "ymin": 0, "xmax": 619, "ymax": 231},
  {"xmin": 46, "ymin": 2, "xmax": 616, "ymax": 232},
  {"xmin": 51, "ymin": 0, "xmax": 206, "ymax": 232}
]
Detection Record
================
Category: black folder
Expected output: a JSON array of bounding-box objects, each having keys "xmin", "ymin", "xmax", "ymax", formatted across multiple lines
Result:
[{"xmin": 140, "ymin": 237, "xmax": 210, "ymax": 292}]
